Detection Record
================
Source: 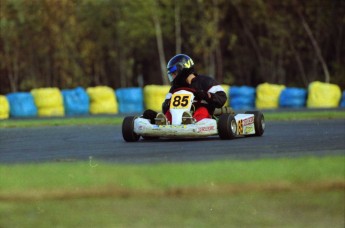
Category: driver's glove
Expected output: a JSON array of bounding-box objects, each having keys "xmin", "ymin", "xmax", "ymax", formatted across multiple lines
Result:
[{"xmin": 195, "ymin": 90, "xmax": 209, "ymax": 101}]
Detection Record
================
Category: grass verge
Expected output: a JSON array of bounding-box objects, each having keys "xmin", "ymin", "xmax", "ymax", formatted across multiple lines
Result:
[
  {"xmin": 0, "ymin": 116, "xmax": 123, "ymax": 128},
  {"xmin": 0, "ymin": 192, "xmax": 343, "ymax": 227},
  {"xmin": 0, "ymin": 156, "xmax": 344, "ymax": 227},
  {"xmin": 0, "ymin": 110, "xmax": 344, "ymax": 128},
  {"xmin": 0, "ymin": 156, "xmax": 344, "ymax": 197}
]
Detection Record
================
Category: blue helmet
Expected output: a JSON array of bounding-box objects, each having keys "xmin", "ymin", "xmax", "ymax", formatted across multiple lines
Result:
[{"xmin": 166, "ymin": 54, "xmax": 195, "ymax": 83}]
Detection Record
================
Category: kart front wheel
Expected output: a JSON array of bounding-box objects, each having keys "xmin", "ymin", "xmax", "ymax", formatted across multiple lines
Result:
[
  {"xmin": 245, "ymin": 111, "xmax": 265, "ymax": 136},
  {"xmin": 218, "ymin": 114, "xmax": 237, "ymax": 140},
  {"xmin": 122, "ymin": 116, "xmax": 140, "ymax": 142}
]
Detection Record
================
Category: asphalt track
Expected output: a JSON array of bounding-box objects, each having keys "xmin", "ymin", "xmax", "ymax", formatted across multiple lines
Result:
[{"xmin": 0, "ymin": 119, "xmax": 344, "ymax": 164}]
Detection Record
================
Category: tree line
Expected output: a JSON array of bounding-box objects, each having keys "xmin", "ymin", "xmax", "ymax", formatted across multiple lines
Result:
[{"xmin": 1, "ymin": 0, "xmax": 344, "ymax": 94}]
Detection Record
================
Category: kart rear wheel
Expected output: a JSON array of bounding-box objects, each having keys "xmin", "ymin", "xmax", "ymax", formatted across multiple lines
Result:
[
  {"xmin": 245, "ymin": 111, "xmax": 265, "ymax": 136},
  {"xmin": 122, "ymin": 116, "xmax": 140, "ymax": 142},
  {"xmin": 218, "ymin": 114, "xmax": 237, "ymax": 139}
]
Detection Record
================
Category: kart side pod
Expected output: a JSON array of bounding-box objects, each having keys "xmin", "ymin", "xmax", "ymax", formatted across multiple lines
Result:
[{"xmin": 217, "ymin": 111, "xmax": 265, "ymax": 140}]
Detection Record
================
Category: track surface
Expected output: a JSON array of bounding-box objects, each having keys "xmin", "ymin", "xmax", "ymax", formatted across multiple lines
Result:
[{"xmin": 0, "ymin": 119, "xmax": 344, "ymax": 164}]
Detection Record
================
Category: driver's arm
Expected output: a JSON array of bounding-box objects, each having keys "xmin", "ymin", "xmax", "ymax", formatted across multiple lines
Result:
[{"xmin": 208, "ymin": 89, "xmax": 227, "ymax": 108}]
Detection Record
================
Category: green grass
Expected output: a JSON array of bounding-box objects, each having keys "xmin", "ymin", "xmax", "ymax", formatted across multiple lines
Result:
[
  {"xmin": 0, "ymin": 116, "xmax": 123, "ymax": 128},
  {"xmin": 1, "ymin": 111, "xmax": 344, "ymax": 227},
  {"xmin": 0, "ymin": 156, "xmax": 344, "ymax": 193},
  {"xmin": 0, "ymin": 110, "xmax": 344, "ymax": 128},
  {"xmin": 0, "ymin": 156, "xmax": 344, "ymax": 227},
  {"xmin": 264, "ymin": 110, "xmax": 345, "ymax": 120},
  {"xmin": 1, "ymin": 192, "xmax": 343, "ymax": 227}
]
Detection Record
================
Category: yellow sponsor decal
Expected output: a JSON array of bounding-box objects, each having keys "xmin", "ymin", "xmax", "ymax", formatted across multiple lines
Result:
[
  {"xmin": 237, "ymin": 119, "xmax": 243, "ymax": 135},
  {"xmin": 245, "ymin": 126, "xmax": 254, "ymax": 134}
]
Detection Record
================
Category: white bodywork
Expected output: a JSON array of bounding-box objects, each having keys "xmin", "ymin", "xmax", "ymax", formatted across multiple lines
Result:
[
  {"xmin": 133, "ymin": 89, "xmax": 257, "ymax": 138},
  {"xmin": 234, "ymin": 114, "xmax": 256, "ymax": 136},
  {"xmin": 134, "ymin": 117, "xmax": 218, "ymax": 137},
  {"xmin": 170, "ymin": 90, "xmax": 195, "ymax": 125}
]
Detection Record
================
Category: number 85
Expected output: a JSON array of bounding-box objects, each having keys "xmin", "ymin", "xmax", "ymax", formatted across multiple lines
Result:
[{"xmin": 172, "ymin": 95, "xmax": 189, "ymax": 107}]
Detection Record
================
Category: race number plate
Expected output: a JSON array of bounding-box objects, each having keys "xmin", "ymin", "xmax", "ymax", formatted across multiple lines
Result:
[{"xmin": 170, "ymin": 94, "xmax": 192, "ymax": 109}]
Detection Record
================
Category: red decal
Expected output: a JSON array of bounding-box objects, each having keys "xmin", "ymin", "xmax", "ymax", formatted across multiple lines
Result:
[
  {"xmin": 243, "ymin": 117, "xmax": 254, "ymax": 126},
  {"xmin": 198, "ymin": 126, "xmax": 215, "ymax": 132}
]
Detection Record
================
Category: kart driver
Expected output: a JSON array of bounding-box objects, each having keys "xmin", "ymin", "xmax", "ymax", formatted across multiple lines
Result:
[{"xmin": 144, "ymin": 54, "xmax": 227, "ymax": 125}]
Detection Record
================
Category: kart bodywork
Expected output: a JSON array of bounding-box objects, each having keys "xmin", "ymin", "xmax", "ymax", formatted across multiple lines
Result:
[{"xmin": 122, "ymin": 90, "xmax": 265, "ymax": 142}]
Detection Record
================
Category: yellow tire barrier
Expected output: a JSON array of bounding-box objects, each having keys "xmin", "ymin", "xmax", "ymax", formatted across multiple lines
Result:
[
  {"xmin": 144, "ymin": 85, "xmax": 170, "ymax": 112},
  {"xmin": 31, "ymin": 87, "xmax": 64, "ymax": 117},
  {"xmin": 0, "ymin": 95, "xmax": 10, "ymax": 119},
  {"xmin": 307, "ymin": 81, "xmax": 341, "ymax": 108},
  {"xmin": 87, "ymin": 86, "xmax": 118, "ymax": 114},
  {"xmin": 221, "ymin": 84, "xmax": 230, "ymax": 107},
  {"xmin": 256, "ymin": 83, "xmax": 285, "ymax": 109}
]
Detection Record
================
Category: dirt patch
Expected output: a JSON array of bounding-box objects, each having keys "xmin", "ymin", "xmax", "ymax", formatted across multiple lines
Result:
[{"xmin": 1, "ymin": 181, "xmax": 344, "ymax": 202}]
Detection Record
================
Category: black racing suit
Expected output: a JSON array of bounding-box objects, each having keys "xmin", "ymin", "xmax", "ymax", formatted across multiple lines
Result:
[{"xmin": 162, "ymin": 74, "xmax": 227, "ymax": 115}]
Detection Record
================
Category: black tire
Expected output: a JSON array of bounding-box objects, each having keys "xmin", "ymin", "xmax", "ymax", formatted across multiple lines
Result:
[
  {"xmin": 245, "ymin": 111, "xmax": 265, "ymax": 136},
  {"xmin": 218, "ymin": 114, "xmax": 237, "ymax": 140},
  {"xmin": 122, "ymin": 116, "xmax": 140, "ymax": 142}
]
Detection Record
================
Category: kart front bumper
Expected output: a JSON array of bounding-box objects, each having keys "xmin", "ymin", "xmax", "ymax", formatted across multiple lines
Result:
[{"xmin": 134, "ymin": 118, "xmax": 218, "ymax": 138}]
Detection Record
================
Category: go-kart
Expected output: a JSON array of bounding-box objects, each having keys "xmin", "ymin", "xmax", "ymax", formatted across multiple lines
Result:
[{"xmin": 122, "ymin": 89, "xmax": 265, "ymax": 142}]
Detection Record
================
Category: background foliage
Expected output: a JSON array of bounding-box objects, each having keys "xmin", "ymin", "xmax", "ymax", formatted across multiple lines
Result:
[{"xmin": 0, "ymin": 0, "xmax": 344, "ymax": 94}]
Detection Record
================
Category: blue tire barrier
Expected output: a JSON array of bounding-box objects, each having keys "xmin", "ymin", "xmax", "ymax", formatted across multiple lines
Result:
[
  {"xmin": 6, "ymin": 92, "xmax": 38, "ymax": 117},
  {"xmin": 279, "ymin": 87, "xmax": 307, "ymax": 108},
  {"xmin": 340, "ymin": 91, "xmax": 345, "ymax": 108},
  {"xmin": 116, "ymin": 87, "xmax": 144, "ymax": 114},
  {"xmin": 230, "ymin": 86, "xmax": 256, "ymax": 110},
  {"xmin": 62, "ymin": 87, "xmax": 90, "ymax": 115}
]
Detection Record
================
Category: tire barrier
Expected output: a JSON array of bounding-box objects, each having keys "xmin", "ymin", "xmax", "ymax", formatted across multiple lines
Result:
[
  {"xmin": 115, "ymin": 87, "xmax": 144, "ymax": 114},
  {"xmin": 6, "ymin": 92, "xmax": 38, "ymax": 117},
  {"xmin": 0, "ymin": 95, "xmax": 9, "ymax": 119},
  {"xmin": 87, "ymin": 86, "xmax": 118, "ymax": 114},
  {"xmin": 340, "ymin": 91, "xmax": 345, "ymax": 108},
  {"xmin": 307, "ymin": 81, "xmax": 341, "ymax": 108},
  {"xmin": 31, "ymin": 87, "xmax": 64, "ymax": 117},
  {"xmin": 1, "ymin": 81, "xmax": 344, "ymax": 119},
  {"xmin": 230, "ymin": 86, "xmax": 256, "ymax": 110},
  {"xmin": 255, "ymin": 83, "xmax": 285, "ymax": 109},
  {"xmin": 279, "ymin": 88, "xmax": 307, "ymax": 108},
  {"xmin": 221, "ymin": 84, "xmax": 230, "ymax": 107},
  {"xmin": 144, "ymin": 85, "xmax": 170, "ymax": 112},
  {"xmin": 62, "ymin": 87, "xmax": 90, "ymax": 116}
]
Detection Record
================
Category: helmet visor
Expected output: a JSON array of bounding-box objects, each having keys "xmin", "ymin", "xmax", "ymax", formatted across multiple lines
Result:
[{"xmin": 167, "ymin": 65, "xmax": 178, "ymax": 82}]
